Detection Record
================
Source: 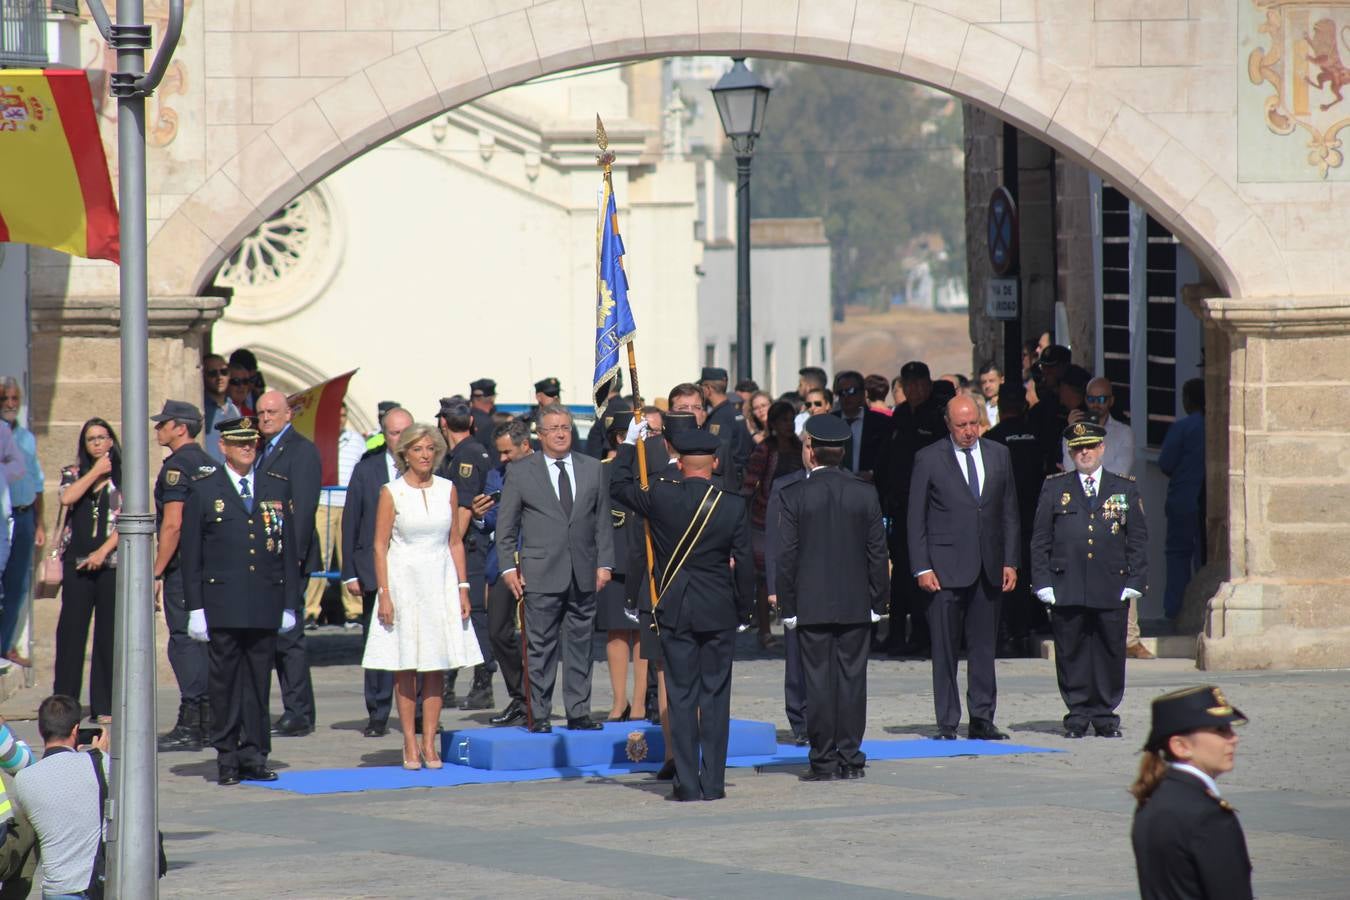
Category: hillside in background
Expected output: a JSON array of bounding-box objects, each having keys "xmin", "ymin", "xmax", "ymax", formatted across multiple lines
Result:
[{"xmin": 831, "ymin": 305, "xmax": 973, "ymax": 383}]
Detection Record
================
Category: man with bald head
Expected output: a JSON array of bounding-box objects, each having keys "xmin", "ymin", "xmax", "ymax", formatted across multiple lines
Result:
[
  {"xmin": 908, "ymin": 395, "xmax": 1021, "ymax": 740},
  {"xmin": 255, "ymin": 389, "xmax": 322, "ymax": 736}
]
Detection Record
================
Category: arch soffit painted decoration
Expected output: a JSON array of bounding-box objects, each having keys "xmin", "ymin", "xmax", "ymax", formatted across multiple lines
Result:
[{"xmin": 161, "ymin": 4, "xmax": 1274, "ymax": 301}]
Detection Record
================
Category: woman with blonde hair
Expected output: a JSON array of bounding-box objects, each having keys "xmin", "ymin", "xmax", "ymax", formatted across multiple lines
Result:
[
  {"xmin": 362, "ymin": 423, "xmax": 483, "ymax": 770},
  {"xmin": 1130, "ymin": 685, "xmax": 1253, "ymax": 899}
]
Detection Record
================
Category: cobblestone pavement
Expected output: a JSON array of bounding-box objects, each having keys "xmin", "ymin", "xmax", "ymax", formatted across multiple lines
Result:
[{"xmin": 6, "ymin": 630, "xmax": 1349, "ymax": 898}]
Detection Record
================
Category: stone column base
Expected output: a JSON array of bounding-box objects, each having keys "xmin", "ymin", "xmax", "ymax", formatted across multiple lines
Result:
[{"xmin": 1198, "ymin": 580, "xmax": 1350, "ymax": 670}]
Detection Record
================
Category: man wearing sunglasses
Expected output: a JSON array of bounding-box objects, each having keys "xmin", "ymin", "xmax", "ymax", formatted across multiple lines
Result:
[
  {"xmin": 201, "ymin": 354, "xmax": 239, "ymax": 462},
  {"xmin": 831, "ymin": 370, "xmax": 889, "ymax": 478}
]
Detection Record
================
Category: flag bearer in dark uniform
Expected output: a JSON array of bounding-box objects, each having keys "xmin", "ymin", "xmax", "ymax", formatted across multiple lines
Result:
[
  {"xmin": 777, "ymin": 416, "xmax": 889, "ymax": 781},
  {"xmin": 436, "ymin": 397, "xmax": 496, "ymax": 709},
  {"xmin": 1030, "ymin": 421, "xmax": 1147, "ymax": 739},
  {"xmin": 180, "ymin": 416, "xmax": 298, "ymax": 785},
  {"xmin": 611, "ymin": 425, "xmax": 754, "ymax": 802},
  {"xmin": 698, "ymin": 367, "xmax": 751, "ymax": 486},
  {"xmin": 1130, "ymin": 686, "xmax": 1253, "ymax": 899},
  {"xmin": 150, "ymin": 400, "xmax": 217, "ymax": 752}
]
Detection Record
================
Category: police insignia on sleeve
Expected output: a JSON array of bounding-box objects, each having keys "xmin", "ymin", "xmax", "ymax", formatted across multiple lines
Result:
[
  {"xmin": 458, "ymin": 462, "xmax": 473, "ymax": 478},
  {"xmin": 165, "ymin": 470, "xmax": 181, "ymax": 486}
]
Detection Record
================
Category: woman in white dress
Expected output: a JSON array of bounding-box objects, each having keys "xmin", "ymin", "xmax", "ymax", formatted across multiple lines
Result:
[{"xmin": 361, "ymin": 423, "xmax": 483, "ymax": 769}]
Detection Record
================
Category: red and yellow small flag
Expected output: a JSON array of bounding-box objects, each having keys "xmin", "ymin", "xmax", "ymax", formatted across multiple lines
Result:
[
  {"xmin": 0, "ymin": 69, "xmax": 119, "ymax": 262},
  {"xmin": 287, "ymin": 370, "xmax": 357, "ymax": 487}
]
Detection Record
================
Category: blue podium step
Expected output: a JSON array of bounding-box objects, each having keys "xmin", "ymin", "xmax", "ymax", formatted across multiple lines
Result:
[{"xmin": 440, "ymin": 719, "xmax": 777, "ymax": 770}]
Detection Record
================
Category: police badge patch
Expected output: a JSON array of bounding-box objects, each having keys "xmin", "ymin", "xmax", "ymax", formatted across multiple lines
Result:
[
  {"xmin": 214, "ymin": 499, "xmax": 225, "ymax": 513},
  {"xmin": 458, "ymin": 462, "xmax": 473, "ymax": 479},
  {"xmin": 709, "ymin": 424, "xmax": 720, "ymax": 436},
  {"xmin": 165, "ymin": 470, "xmax": 181, "ymax": 486}
]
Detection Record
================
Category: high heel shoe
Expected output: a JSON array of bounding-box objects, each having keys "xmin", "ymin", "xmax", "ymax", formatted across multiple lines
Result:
[
  {"xmin": 607, "ymin": 703, "xmax": 631, "ymax": 722},
  {"xmin": 402, "ymin": 754, "xmax": 422, "ymax": 771},
  {"xmin": 422, "ymin": 747, "xmax": 443, "ymax": 770}
]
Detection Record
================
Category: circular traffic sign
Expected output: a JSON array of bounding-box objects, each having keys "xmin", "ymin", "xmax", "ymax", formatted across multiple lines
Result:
[{"xmin": 987, "ymin": 185, "xmax": 1018, "ymax": 276}]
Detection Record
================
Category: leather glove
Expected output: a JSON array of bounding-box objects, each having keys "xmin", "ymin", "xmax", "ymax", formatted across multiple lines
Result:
[
  {"xmin": 280, "ymin": 609, "xmax": 297, "ymax": 633},
  {"xmin": 188, "ymin": 609, "xmax": 209, "ymax": 642},
  {"xmin": 783, "ymin": 616, "xmax": 798, "ymax": 630},
  {"xmin": 1121, "ymin": 588, "xmax": 1142, "ymax": 602},
  {"xmin": 1036, "ymin": 588, "xmax": 1056, "ymax": 606}
]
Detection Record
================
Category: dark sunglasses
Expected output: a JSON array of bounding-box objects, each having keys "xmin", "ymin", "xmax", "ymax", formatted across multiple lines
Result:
[
  {"xmin": 205, "ymin": 368, "xmax": 229, "ymax": 377},
  {"xmin": 229, "ymin": 378, "xmax": 250, "ymax": 386},
  {"xmin": 1086, "ymin": 394, "xmax": 1111, "ymax": 403},
  {"xmin": 806, "ymin": 400, "xmax": 828, "ymax": 407}
]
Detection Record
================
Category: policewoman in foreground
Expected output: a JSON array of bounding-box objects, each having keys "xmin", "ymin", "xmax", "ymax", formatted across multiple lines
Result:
[{"xmin": 1130, "ymin": 685, "xmax": 1253, "ymax": 899}]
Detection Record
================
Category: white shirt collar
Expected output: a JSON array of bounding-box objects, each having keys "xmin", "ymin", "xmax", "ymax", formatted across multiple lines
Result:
[
  {"xmin": 1079, "ymin": 466, "xmax": 1103, "ymax": 487},
  {"xmin": 1170, "ymin": 762, "xmax": 1222, "ymax": 797}
]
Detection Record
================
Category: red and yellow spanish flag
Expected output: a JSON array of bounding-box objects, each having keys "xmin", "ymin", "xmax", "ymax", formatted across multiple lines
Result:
[
  {"xmin": 287, "ymin": 370, "xmax": 357, "ymax": 487},
  {"xmin": 0, "ymin": 69, "xmax": 119, "ymax": 262}
]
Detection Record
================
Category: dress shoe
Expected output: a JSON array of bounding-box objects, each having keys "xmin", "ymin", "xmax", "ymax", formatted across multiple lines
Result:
[
  {"xmin": 528, "ymin": 721, "xmax": 552, "ymax": 734},
  {"xmin": 271, "ymin": 716, "xmax": 312, "ymax": 737},
  {"xmin": 669, "ymin": 789, "xmax": 701, "ymax": 802},
  {"xmin": 362, "ymin": 719, "xmax": 389, "ymax": 738},
  {"xmin": 932, "ymin": 726, "xmax": 958, "ymax": 740},
  {"xmin": 218, "ymin": 770, "xmax": 240, "ymax": 786},
  {"xmin": 838, "ymin": 765, "xmax": 865, "ymax": 780},
  {"xmin": 1064, "ymin": 727, "xmax": 1086, "ymax": 739},
  {"xmin": 1094, "ymin": 725, "xmax": 1124, "ymax": 738},
  {"xmin": 566, "ymin": 716, "xmax": 603, "ymax": 731},
  {"xmin": 655, "ymin": 760, "xmax": 677, "ymax": 781},
  {"xmin": 702, "ymin": 790, "xmax": 727, "ymax": 801},
  {"xmin": 968, "ymin": 719, "xmax": 1009, "ymax": 741},
  {"xmin": 792, "ymin": 732, "xmax": 809, "ymax": 747},
  {"xmin": 459, "ymin": 667, "xmax": 495, "ymax": 710},
  {"xmin": 239, "ymin": 766, "xmax": 277, "ymax": 782},
  {"xmin": 1126, "ymin": 642, "xmax": 1156, "ymax": 660},
  {"xmin": 490, "ymin": 701, "xmax": 526, "ymax": 727},
  {"xmin": 799, "ymin": 769, "xmax": 835, "ymax": 782}
]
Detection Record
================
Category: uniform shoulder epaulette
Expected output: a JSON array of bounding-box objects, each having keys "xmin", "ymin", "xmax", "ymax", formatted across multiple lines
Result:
[{"xmin": 264, "ymin": 470, "xmax": 288, "ymax": 481}]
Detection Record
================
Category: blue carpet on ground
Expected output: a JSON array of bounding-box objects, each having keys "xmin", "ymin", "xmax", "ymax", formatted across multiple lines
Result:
[{"xmin": 244, "ymin": 737, "xmax": 1062, "ymax": 795}]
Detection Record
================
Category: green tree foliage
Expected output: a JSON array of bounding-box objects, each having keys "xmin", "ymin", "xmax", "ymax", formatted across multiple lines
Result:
[{"xmin": 726, "ymin": 61, "xmax": 966, "ymax": 314}]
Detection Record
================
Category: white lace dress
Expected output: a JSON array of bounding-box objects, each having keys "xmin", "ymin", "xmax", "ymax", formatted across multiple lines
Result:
[{"xmin": 360, "ymin": 475, "xmax": 483, "ymax": 672}]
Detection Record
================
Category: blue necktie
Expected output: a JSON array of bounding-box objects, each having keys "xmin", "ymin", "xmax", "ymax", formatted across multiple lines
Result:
[
  {"xmin": 240, "ymin": 477, "xmax": 253, "ymax": 513},
  {"xmin": 962, "ymin": 447, "xmax": 980, "ymax": 501}
]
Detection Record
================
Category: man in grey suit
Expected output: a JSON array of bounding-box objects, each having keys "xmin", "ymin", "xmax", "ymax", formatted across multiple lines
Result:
[
  {"xmin": 908, "ymin": 395, "xmax": 1021, "ymax": 741},
  {"xmin": 496, "ymin": 405, "xmax": 615, "ymax": 732}
]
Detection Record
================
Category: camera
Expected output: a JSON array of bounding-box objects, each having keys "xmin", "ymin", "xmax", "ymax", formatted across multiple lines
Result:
[{"xmin": 76, "ymin": 726, "xmax": 103, "ymax": 747}]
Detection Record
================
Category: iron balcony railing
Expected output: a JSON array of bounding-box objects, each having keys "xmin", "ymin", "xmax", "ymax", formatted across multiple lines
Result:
[{"xmin": 0, "ymin": 0, "xmax": 46, "ymax": 68}]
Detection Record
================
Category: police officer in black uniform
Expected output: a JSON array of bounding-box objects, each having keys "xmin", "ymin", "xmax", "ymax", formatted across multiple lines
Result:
[
  {"xmin": 698, "ymin": 367, "xmax": 751, "ymax": 487},
  {"xmin": 1031, "ymin": 421, "xmax": 1147, "ymax": 738},
  {"xmin": 522, "ymin": 377, "xmax": 580, "ymax": 448},
  {"xmin": 180, "ymin": 416, "xmax": 298, "ymax": 785},
  {"xmin": 151, "ymin": 400, "xmax": 217, "ymax": 752},
  {"xmin": 585, "ymin": 389, "xmax": 628, "ymax": 459},
  {"xmin": 1131, "ymin": 686, "xmax": 1253, "ymax": 899},
  {"xmin": 468, "ymin": 378, "xmax": 498, "ymax": 440},
  {"xmin": 777, "ymin": 415, "xmax": 889, "ymax": 781},
  {"xmin": 1026, "ymin": 344, "xmax": 1072, "ymax": 472},
  {"xmin": 611, "ymin": 426, "xmax": 754, "ymax": 801},
  {"xmin": 436, "ymin": 397, "xmax": 496, "ymax": 709}
]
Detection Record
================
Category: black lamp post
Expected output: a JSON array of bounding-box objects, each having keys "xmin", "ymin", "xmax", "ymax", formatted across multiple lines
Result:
[{"xmin": 711, "ymin": 58, "xmax": 771, "ymax": 384}]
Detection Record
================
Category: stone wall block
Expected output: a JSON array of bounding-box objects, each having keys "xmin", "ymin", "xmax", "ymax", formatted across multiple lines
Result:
[
  {"xmin": 1046, "ymin": 79, "xmax": 1120, "ymax": 163},
  {"xmin": 1216, "ymin": 216, "xmax": 1289, "ymax": 297},
  {"xmin": 1093, "ymin": 0, "xmax": 1186, "ymax": 20},
  {"xmin": 178, "ymin": 170, "xmax": 257, "ymax": 248},
  {"xmin": 220, "ymin": 133, "xmax": 301, "ymax": 211},
  {"xmin": 29, "ymin": 380, "xmax": 126, "ymax": 426},
  {"xmin": 314, "ymin": 73, "xmax": 396, "ymax": 157},
  {"xmin": 794, "ymin": 0, "xmax": 854, "ymax": 59},
  {"xmin": 365, "ymin": 46, "xmax": 445, "ymax": 130},
  {"xmin": 205, "ymin": 77, "xmax": 252, "ymax": 125},
  {"xmin": 740, "ymin": 0, "xmax": 799, "ymax": 53},
  {"xmin": 298, "ymin": 31, "xmax": 395, "ymax": 78},
  {"xmin": 251, "ymin": 76, "xmax": 342, "ymax": 125},
  {"xmin": 1265, "ymin": 335, "xmax": 1350, "ymax": 385},
  {"xmin": 1266, "ymin": 484, "xmax": 1350, "ymax": 525},
  {"xmin": 474, "ymin": 10, "xmax": 543, "ymax": 88},
  {"xmin": 1267, "ymin": 529, "xmax": 1350, "ymax": 579},
  {"xmin": 952, "ymin": 27, "xmax": 1021, "ymax": 110},
  {"xmin": 346, "ymin": 0, "xmax": 439, "ymax": 31},
  {"xmin": 1283, "ymin": 586, "xmax": 1350, "ymax": 630},
  {"xmin": 1089, "ymin": 104, "xmax": 1167, "ymax": 190},
  {"xmin": 268, "ymin": 100, "xmax": 348, "ymax": 182},
  {"xmin": 1265, "ymin": 385, "xmax": 1350, "ymax": 431},
  {"xmin": 697, "ymin": 0, "xmax": 742, "ymax": 51},
  {"xmin": 251, "ymin": 0, "xmax": 345, "ymax": 31},
  {"xmin": 1135, "ymin": 139, "xmax": 1211, "ymax": 220},
  {"xmin": 440, "ymin": 0, "xmax": 534, "ymax": 33},
  {"xmin": 1093, "ymin": 20, "xmax": 1139, "ymax": 67},
  {"xmin": 149, "ymin": 214, "xmax": 221, "ymax": 297},
  {"xmin": 205, "ymin": 0, "xmax": 251, "ymax": 32},
  {"xmin": 847, "ymin": 0, "xmax": 913, "ymax": 72},
  {"xmin": 641, "ymin": 0, "xmax": 699, "ymax": 53},
  {"xmin": 1000, "ymin": 51, "xmax": 1072, "ymax": 133},
  {"xmin": 204, "ymin": 32, "xmax": 300, "ymax": 78},
  {"xmin": 1247, "ymin": 435, "xmax": 1350, "ymax": 479},
  {"xmin": 899, "ymin": 5, "xmax": 968, "ymax": 88},
  {"xmin": 527, "ymin": 0, "xmax": 596, "ymax": 71},
  {"xmin": 921, "ymin": 0, "xmax": 998, "ymax": 22},
  {"xmin": 418, "ymin": 28, "xmax": 493, "ymax": 109}
]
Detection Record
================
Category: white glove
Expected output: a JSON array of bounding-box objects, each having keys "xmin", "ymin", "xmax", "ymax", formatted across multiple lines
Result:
[
  {"xmin": 188, "ymin": 609, "xmax": 209, "ymax": 642},
  {"xmin": 783, "ymin": 617, "xmax": 798, "ymax": 630},
  {"xmin": 870, "ymin": 611, "xmax": 882, "ymax": 624},
  {"xmin": 736, "ymin": 623, "xmax": 750, "ymax": 633},
  {"xmin": 1121, "ymin": 588, "xmax": 1142, "ymax": 602},
  {"xmin": 280, "ymin": 609, "xmax": 297, "ymax": 633},
  {"xmin": 1036, "ymin": 588, "xmax": 1056, "ymax": 606},
  {"xmin": 624, "ymin": 417, "xmax": 647, "ymax": 445}
]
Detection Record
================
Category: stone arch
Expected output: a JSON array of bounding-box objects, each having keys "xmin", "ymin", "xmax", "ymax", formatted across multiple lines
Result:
[{"xmin": 150, "ymin": 2, "xmax": 1280, "ymax": 303}]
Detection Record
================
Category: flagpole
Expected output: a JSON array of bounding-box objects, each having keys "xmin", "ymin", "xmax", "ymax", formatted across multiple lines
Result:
[{"xmin": 596, "ymin": 116, "xmax": 659, "ymax": 610}]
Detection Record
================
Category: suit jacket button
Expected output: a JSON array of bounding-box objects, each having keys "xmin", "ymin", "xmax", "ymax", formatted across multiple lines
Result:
[
  {"xmin": 1087, "ymin": 539, "xmax": 1093, "ymax": 546},
  {"xmin": 249, "ymin": 549, "xmax": 256, "ymax": 555},
  {"xmin": 1087, "ymin": 552, "xmax": 1093, "ymax": 559},
  {"xmin": 249, "ymin": 565, "xmax": 256, "ymax": 572}
]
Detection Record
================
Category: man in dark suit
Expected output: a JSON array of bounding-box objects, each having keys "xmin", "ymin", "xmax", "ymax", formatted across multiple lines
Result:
[
  {"xmin": 611, "ymin": 426, "xmax": 754, "ymax": 801},
  {"xmin": 830, "ymin": 370, "xmax": 890, "ymax": 477},
  {"xmin": 496, "ymin": 405, "xmax": 614, "ymax": 732},
  {"xmin": 254, "ymin": 390, "xmax": 321, "ymax": 736},
  {"xmin": 876, "ymin": 361, "xmax": 946, "ymax": 656},
  {"xmin": 698, "ymin": 368, "xmax": 752, "ymax": 486},
  {"xmin": 1031, "ymin": 422, "xmax": 1147, "ymax": 738},
  {"xmin": 180, "ymin": 416, "xmax": 297, "ymax": 785},
  {"xmin": 908, "ymin": 394, "xmax": 1021, "ymax": 740},
  {"xmin": 341, "ymin": 407, "xmax": 412, "ymax": 736},
  {"xmin": 777, "ymin": 416, "xmax": 889, "ymax": 780}
]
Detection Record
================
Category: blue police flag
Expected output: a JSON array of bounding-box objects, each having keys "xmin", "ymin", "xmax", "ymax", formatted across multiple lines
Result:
[{"xmin": 593, "ymin": 179, "xmax": 637, "ymax": 413}]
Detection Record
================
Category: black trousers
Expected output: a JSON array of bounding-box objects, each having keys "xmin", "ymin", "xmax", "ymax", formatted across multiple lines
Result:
[
  {"xmin": 522, "ymin": 578, "xmax": 596, "ymax": 722},
  {"xmin": 274, "ymin": 605, "xmax": 316, "ymax": 725},
  {"xmin": 782, "ymin": 625, "xmax": 806, "ymax": 737},
  {"xmin": 361, "ymin": 590, "xmax": 394, "ymax": 724},
  {"xmin": 53, "ymin": 562, "xmax": 116, "ymax": 718},
  {"xmin": 884, "ymin": 526, "xmax": 929, "ymax": 651},
  {"xmin": 798, "ymin": 623, "xmax": 869, "ymax": 773},
  {"xmin": 209, "ymin": 627, "xmax": 276, "ymax": 773},
  {"xmin": 162, "ymin": 567, "xmax": 209, "ymax": 703},
  {"xmin": 466, "ymin": 570, "xmax": 494, "ymax": 671},
  {"xmin": 1051, "ymin": 604, "xmax": 1128, "ymax": 731},
  {"xmin": 928, "ymin": 575, "xmax": 1001, "ymax": 729},
  {"xmin": 486, "ymin": 578, "xmax": 524, "ymax": 705},
  {"xmin": 660, "ymin": 626, "xmax": 734, "ymax": 799}
]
